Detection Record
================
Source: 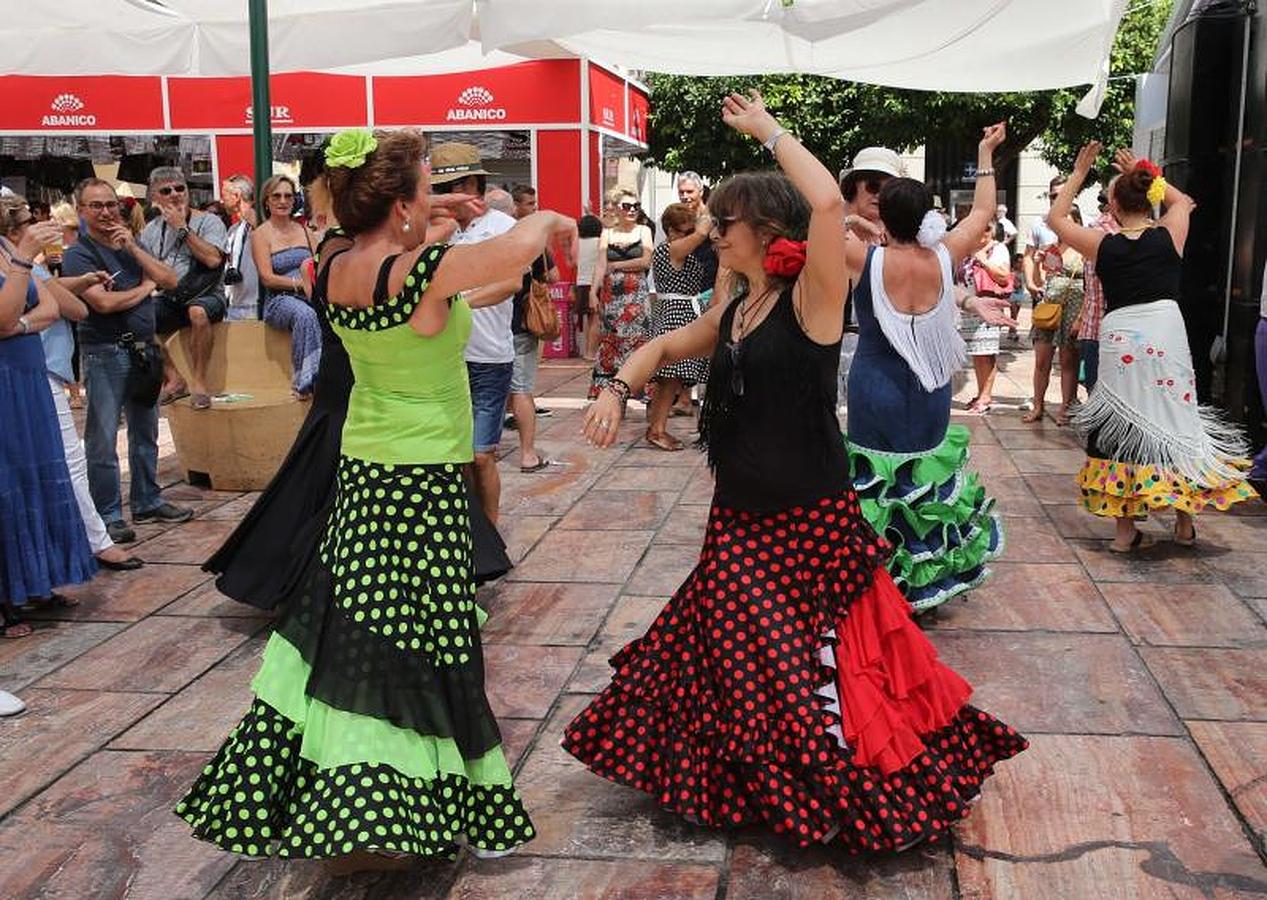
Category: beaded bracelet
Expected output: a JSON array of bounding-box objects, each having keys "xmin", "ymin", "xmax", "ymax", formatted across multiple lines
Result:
[
  {"xmin": 606, "ymin": 378, "xmax": 632, "ymax": 403},
  {"xmin": 7, "ymin": 256, "xmax": 34, "ymax": 270}
]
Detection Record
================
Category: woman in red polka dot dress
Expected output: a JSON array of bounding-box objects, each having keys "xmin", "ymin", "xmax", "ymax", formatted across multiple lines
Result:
[{"xmin": 568, "ymin": 92, "xmax": 1027, "ymax": 853}]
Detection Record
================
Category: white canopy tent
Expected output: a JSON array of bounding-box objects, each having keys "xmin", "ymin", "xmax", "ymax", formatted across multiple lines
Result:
[{"xmin": 8, "ymin": 0, "xmax": 1128, "ymax": 113}]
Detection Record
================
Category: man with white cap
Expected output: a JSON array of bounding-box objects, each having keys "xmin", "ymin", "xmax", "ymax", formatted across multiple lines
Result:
[{"xmin": 837, "ymin": 147, "xmax": 905, "ymax": 406}]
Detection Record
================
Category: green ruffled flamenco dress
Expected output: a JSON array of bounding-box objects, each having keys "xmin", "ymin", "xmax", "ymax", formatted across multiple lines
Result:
[
  {"xmin": 849, "ymin": 425, "xmax": 1004, "ymax": 614},
  {"xmin": 176, "ymin": 245, "xmax": 533, "ymax": 859}
]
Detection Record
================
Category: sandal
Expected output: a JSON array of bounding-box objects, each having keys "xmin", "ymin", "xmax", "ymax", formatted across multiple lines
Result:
[
  {"xmin": 31, "ymin": 593, "xmax": 80, "ymax": 609},
  {"xmin": 1021, "ymin": 407, "xmax": 1044, "ymax": 424},
  {"xmin": 191, "ymin": 393, "xmax": 212, "ymax": 411},
  {"xmin": 967, "ymin": 400, "xmax": 993, "ymax": 416},
  {"xmin": 159, "ymin": 386, "xmax": 189, "ymax": 406},
  {"xmin": 646, "ymin": 430, "xmax": 685, "ymax": 452},
  {"xmin": 520, "ymin": 457, "xmax": 551, "ymax": 474},
  {"xmin": 1174, "ymin": 525, "xmax": 1197, "ymax": 547},
  {"xmin": 1109, "ymin": 530, "xmax": 1156, "ymax": 554},
  {"xmin": 1, "ymin": 605, "xmax": 32, "ymax": 639}
]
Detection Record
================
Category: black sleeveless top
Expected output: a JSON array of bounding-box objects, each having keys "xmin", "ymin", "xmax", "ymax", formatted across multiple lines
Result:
[
  {"xmin": 1096, "ymin": 227, "xmax": 1182, "ymax": 313},
  {"xmin": 698, "ymin": 286, "xmax": 849, "ymax": 511}
]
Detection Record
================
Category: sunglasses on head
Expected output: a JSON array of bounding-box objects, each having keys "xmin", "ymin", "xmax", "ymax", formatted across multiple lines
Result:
[
  {"xmin": 618, "ymin": 201, "xmax": 640, "ymax": 212},
  {"xmin": 157, "ymin": 184, "xmax": 187, "ymax": 196}
]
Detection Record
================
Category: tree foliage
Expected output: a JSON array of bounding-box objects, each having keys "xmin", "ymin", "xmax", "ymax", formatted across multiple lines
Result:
[{"xmin": 646, "ymin": 0, "xmax": 1172, "ymax": 180}]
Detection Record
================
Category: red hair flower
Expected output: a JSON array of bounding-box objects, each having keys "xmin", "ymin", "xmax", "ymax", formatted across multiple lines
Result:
[
  {"xmin": 763, "ymin": 237, "xmax": 807, "ymax": 279},
  {"xmin": 1134, "ymin": 158, "xmax": 1162, "ymax": 179}
]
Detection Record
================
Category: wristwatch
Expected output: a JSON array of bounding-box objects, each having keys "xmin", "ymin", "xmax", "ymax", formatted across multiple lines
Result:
[
  {"xmin": 762, "ymin": 127, "xmax": 788, "ymax": 153},
  {"xmin": 175, "ymin": 226, "xmax": 190, "ymax": 244}
]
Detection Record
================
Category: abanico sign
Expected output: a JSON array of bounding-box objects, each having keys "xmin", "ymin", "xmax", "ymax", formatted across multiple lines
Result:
[
  {"xmin": 375, "ymin": 60, "xmax": 581, "ymax": 127},
  {"xmin": 0, "ymin": 76, "xmax": 163, "ymax": 132}
]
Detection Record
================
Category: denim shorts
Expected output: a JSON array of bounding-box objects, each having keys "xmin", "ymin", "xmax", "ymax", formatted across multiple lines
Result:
[
  {"xmin": 510, "ymin": 332, "xmax": 539, "ymax": 395},
  {"xmin": 468, "ymin": 361, "xmax": 513, "ymax": 453}
]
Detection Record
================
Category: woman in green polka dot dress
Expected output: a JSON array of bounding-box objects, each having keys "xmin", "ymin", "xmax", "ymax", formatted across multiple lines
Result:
[{"xmin": 176, "ymin": 128, "xmax": 578, "ymax": 864}]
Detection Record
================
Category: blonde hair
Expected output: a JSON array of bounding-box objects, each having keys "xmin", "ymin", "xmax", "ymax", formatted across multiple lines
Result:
[
  {"xmin": 0, "ymin": 196, "xmax": 31, "ymax": 239},
  {"xmin": 304, "ymin": 173, "xmax": 337, "ymax": 228},
  {"xmin": 260, "ymin": 174, "xmax": 298, "ymax": 218},
  {"xmin": 50, "ymin": 202, "xmax": 79, "ymax": 229}
]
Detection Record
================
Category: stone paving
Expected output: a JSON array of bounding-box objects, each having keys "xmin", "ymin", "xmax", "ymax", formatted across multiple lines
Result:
[{"xmin": 1, "ymin": 343, "xmax": 1266, "ymax": 899}]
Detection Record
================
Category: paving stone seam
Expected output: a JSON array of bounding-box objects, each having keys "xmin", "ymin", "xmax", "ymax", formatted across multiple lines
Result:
[{"xmin": 985, "ymin": 415, "xmax": 1267, "ymax": 873}]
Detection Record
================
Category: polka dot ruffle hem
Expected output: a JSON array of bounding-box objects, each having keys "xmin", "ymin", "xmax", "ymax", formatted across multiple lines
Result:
[
  {"xmin": 562, "ymin": 491, "xmax": 1026, "ymax": 853},
  {"xmin": 1077, "ymin": 457, "xmax": 1257, "ymax": 519},
  {"xmin": 176, "ymin": 699, "xmax": 533, "ymax": 858}
]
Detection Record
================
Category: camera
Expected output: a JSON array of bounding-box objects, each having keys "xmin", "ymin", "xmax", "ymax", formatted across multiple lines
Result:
[{"xmin": 223, "ymin": 266, "xmax": 244, "ymax": 285}]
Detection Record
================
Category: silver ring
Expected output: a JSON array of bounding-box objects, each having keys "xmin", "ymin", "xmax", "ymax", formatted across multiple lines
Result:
[{"xmin": 598, "ymin": 420, "xmax": 611, "ymax": 429}]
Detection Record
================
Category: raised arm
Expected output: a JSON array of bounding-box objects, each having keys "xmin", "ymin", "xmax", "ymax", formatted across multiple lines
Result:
[
  {"xmin": 0, "ymin": 220, "xmax": 61, "ymax": 330},
  {"xmin": 724, "ymin": 92, "xmax": 845, "ymax": 315},
  {"xmin": 116, "ymin": 225, "xmax": 178, "ymax": 291},
  {"xmin": 942, "ymin": 123, "xmax": 1007, "ymax": 266},
  {"xmin": 668, "ymin": 210, "xmax": 712, "ymax": 267},
  {"xmin": 1049, "ymin": 142, "xmax": 1112, "ymax": 262},
  {"xmin": 1110, "ymin": 148, "xmax": 1196, "ymax": 255},
  {"xmin": 411, "ymin": 211, "xmax": 577, "ymax": 336}
]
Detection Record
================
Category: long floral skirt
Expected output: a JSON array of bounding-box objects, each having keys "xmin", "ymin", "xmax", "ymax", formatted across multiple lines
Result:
[{"xmin": 589, "ymin": 272, "xmax": 651, "ymax": 399}]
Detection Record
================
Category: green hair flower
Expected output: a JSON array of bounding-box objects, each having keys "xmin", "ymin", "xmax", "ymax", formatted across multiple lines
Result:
[{"xmin": 325, "ymin": 129, "xmax": 378, "ymax": 170}]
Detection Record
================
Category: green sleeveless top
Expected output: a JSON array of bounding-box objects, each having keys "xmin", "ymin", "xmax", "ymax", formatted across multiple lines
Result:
[{"xmin": 329, "ymin": 244, "xmax": 473, "ymax": 465}]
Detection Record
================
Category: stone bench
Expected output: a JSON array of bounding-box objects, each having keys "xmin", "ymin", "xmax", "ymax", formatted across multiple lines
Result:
[{"xmin": 164, "ymin": 321, "xmax": 307, "ymax": 491}]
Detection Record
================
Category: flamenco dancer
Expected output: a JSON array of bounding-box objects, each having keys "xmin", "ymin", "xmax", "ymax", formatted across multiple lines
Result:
[
  {"xmin": 1051, "ymin": 143, "xmax": 1256, "ymax": 550},
  {"xmin": 203, "ymin": 152, "xmax": 509, "ymax": 613},
  {"xmin": 568, "ymin": 92, "xmax": 1026, "ymax": 852},
  {"xmin": 841, "ymin": 136, "xmax": 1013, "ymax": 614},
  {"xmin": 178, "ymin": 128, "xmax": 577, "ymax": 862}
]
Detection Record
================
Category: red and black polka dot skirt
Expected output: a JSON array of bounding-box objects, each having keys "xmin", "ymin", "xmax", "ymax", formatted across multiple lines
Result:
[{"xmin": 562, "ymin": 490, "xmax": 1027, "ymax": 853}]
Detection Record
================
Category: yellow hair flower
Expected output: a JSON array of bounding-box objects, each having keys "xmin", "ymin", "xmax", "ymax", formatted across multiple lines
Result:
[{"xmin": 1146, "ymin": 176, "xmax": 1167, "ymax": 207}]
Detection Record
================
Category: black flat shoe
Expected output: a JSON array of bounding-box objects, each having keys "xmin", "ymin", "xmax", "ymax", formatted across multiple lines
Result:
[{"xmin": 97, "ymin": 555, "xmax": 144, "ymax": 571}]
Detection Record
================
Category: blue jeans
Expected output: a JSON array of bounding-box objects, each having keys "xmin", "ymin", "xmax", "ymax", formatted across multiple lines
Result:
[
  {"xmin": 82, "ymin": 343, "xmax": 161, "ymax": 523},
  {"xmin": 467, "ymin": 361, "xmax": 513, "ymax": 452},
  {"xmin": 1079, "ymin": 339, "xmax": 1100, "ymax": 391}
]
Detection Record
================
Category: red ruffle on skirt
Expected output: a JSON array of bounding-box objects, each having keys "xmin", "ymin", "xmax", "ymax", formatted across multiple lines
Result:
[
  {"xmin": 562, "ymin": 491, "xmax": 1027, "ymax": 853},
  {"xmin": 833, "ymin": 568, "xmax": 973, "ymax": 776}
]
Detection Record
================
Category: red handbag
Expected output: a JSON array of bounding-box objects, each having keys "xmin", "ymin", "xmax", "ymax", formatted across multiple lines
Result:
[{"xmin": 972, "ymin": 260, "xmax": 1013, "ymax": 298}]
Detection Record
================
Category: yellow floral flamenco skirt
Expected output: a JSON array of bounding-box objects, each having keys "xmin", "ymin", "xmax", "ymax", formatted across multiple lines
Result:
[{"xmin": 1077, "ymin": 457, "xmax": 1257, "ymax": 519}]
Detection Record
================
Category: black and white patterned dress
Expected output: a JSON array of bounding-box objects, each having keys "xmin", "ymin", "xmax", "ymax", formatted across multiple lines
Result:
[{"xmin": 651, "ymin": 243, "xmax": 709, "ymax": 385}]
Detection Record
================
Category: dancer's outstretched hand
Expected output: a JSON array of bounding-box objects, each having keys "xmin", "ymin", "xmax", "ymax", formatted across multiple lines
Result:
[
  {"xmin": 1073, "ymin": 141, "xmax": 1102, "ymax": 177},
  {"xmin": 582, "ymin": 390, "xmax": 624, "ymax": 448},
  {"xmin": 1112, "ymin": 147, "xmax": 1138, "ymax": 175},
  {"xmin": 979, "ymin": 122, "xmax": 1007, "ymax": 153},
  {"xmin": 722, "ymin": 90, "xmax": 778, "ymax": 141},
  {"xmin": 965, "ymin": 294, "xmax": 1019, "ymax": 328}
]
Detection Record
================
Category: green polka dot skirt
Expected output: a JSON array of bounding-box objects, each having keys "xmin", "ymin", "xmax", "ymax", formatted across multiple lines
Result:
[{"xmin": 176, "ymin": 456, "xmax": 533, "ymax": 859}]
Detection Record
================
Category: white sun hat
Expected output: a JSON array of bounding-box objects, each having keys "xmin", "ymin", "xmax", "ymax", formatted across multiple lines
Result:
[{"xmin": 844, "ymin": 147, "xmax": 906, "ymax": 180}]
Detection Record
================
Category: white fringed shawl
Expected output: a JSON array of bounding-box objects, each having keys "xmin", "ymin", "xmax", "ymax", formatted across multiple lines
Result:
[
  {"xmin": 868, "ymin": 243, "xmax": 966, "ymax": 392},
  {"xmin": 1073, "ymin": 299, "xmax": 1249, "ymax": 485}
]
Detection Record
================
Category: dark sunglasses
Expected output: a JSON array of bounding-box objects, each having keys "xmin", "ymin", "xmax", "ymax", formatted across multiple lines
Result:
[
  {"xmin": 157, "ymin": 184, "xmax": 187, "ymax": 196},
  {"xmin": 862, "ymin": 176, "xmax": 890, "ymax": 194},
  {"xmin": 710, "ymin": 215, "xmax": 738, "ymax": 237},
  {"xmin": 618, "ymin": 201, "xmax": 640, "ymax": 212}
]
